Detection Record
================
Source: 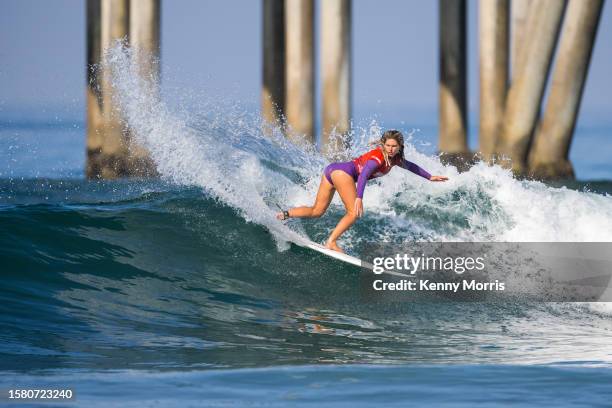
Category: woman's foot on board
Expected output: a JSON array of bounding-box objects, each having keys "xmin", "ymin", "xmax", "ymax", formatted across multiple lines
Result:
[{"xmin": 325, "ymin": 240, "xmax": 344, "ymax": 253}]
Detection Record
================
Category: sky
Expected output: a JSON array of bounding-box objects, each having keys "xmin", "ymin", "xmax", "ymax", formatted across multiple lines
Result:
[{"xmin": 0, "ymin": 0, "xmax": 610, "ymax": 125}]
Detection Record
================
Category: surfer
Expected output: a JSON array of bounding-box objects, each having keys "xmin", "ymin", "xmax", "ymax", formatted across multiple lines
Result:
[{"xmin": 276, "ymin": 130, "xmax": 448, "ymax": 253}]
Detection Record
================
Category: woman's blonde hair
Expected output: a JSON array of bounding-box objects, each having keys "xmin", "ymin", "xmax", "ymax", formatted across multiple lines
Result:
[{"xmin": 369, "ymin": 130, "xmax": 405, "ymax": 167}]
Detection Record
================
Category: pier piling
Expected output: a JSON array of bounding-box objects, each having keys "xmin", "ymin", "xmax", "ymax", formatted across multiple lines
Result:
[
  {"xmin": 86, "ymin": 0, "xmax": 160, "ymax": 178},
  {"xmin": 496, "ymin": 0, "xmax": 566, "ymax": 174},
  {"xmin": 127, "ymin": 0, "xmax": 160, "ymax": 176},
  {"xmin": 528, "ymin": 0, "xmax": 604, "ymax": 179},
  {"xmin": 510, "ymin": 0, "xmax": 531, "ymax": 80},
  {"xmin": 262, "ymin": 0, "xmax": 286, "ymax": 131},
  {"xmin": 129, "ymin": 0, "xmax": 160, "ymax": 83},
  {"xmin": 87, "ymin": 0, "xmax": 131, "ymax": 179},
  {"xmin": 321, "ymin": 0, "xmax": 351, "ymax": 157},
  {"xmin": 285, "ymin": 0, "xmax": 315, "ymax": 144},
  {"xmin": 479, "ymin": 0, "xmax": 509, "ymax": 161},
  {"xmin": 86, "ymin": 0, "xmax": 104, "ymax": 178},
  {"xmin": 439, "ymin": 0, "xmax": 471, "ymax": 170}
]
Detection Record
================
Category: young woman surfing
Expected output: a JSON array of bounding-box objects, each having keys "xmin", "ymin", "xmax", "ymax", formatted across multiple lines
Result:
[{"xmin": 276, "ymin": 130, "xmax": 449, "ymax": 253}]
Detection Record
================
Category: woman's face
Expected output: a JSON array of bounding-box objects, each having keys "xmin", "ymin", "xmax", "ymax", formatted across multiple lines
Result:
[{"xmin": 383, "ymin": 139, "xmax": 401, "ymax": 157}]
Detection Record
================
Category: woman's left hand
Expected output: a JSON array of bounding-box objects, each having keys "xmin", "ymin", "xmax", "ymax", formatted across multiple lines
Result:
[
  {"xmin": 354, "ymin": 198, "xmax": 363, "ymax": 217},
  {"xmin": 429, "ymin": 175, "xmax": 449, "ymax": 182}
]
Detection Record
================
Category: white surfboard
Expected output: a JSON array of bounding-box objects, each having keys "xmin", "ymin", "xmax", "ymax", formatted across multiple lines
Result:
[
  {"xmin": 289, "ymin": 235, "xmax": 411, "ymax": 279},
  {"xmin": 269, "ymin": 209, "xmax": 406, "ymax": 276},
  {"xmin": 291, "ymin": 237, "xmax": 365, "ymax": 267},
  {"xmin": 267, "ymin": 214, "xmax": 364, "ymax": 266}
]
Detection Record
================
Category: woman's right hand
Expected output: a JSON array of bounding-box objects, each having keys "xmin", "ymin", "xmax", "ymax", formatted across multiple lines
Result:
[
  {"xmin": 429, "ymin": 175, "xmax": 449, "ymax": 182},
  {"xmin": 354, "ymin": 198, "xmax": 364, "ymax": 217}
]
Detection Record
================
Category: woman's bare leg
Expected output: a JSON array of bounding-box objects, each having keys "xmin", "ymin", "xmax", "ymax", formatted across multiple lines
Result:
[
  {"xmin": 325, "ymin": 171, "xmax": 358, "ymax": 253},
  {"xmin": 276, "ymin": 175, "xmax": 335, "ymax": 219}
]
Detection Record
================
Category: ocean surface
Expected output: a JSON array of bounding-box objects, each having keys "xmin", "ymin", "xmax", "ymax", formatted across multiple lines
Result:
[{"xmin": 1, "ymin": 46, "xmax": 612, "ymax": 406}]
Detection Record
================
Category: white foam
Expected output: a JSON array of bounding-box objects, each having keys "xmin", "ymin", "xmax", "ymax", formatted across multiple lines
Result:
[
  {"xmin": 103, "ymin": 43, "xmax": 612, "ymax": 248},
  {"xmin": 103, "ymin": 43, "xmax": 316, "ymax": 247}
]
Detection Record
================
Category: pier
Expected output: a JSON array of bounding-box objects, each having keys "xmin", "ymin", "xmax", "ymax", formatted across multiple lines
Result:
[{"xmin": 86, "ymin": 0, "xmax": 605, "ymax": 180}]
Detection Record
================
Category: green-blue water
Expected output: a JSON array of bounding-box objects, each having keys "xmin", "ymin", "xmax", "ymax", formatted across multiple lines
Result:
[{"xmin": 2, "ymin": 179, "xmax": 612, "ymax": 406}]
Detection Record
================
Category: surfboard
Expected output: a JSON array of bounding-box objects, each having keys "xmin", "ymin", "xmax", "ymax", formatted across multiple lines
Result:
[
  {"xmin": 290, "ymin": 236, "xmax": 365, "ymax": 267},
  {"xmin": 269, "ymin": 206, "xmax": 364, "ymax": 266},
  {"xmin": 288, "ymin": 235, "xmax": 411, "ymax": 278},
  {"xmin": 270, "ymin": 206, "xmax": 406, "ymax": 276}
]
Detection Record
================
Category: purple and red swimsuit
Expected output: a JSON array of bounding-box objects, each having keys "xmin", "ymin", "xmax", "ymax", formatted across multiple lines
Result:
[{"xmin": 323, "ymin": 147, "xmax": 431, "ymax": 198}]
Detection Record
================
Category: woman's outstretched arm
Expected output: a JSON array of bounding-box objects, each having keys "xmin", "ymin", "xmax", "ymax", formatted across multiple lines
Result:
[
  {"xmin": 356, "ymin": 160, "xmax": 379, "ymax": 199},
  {"xmin": 399, "ymin": 159, "xmax": 448, "ymax": 181},
  {"xmin": 399, "ymin": 159, "xmax": 432, "ymax": 180}
]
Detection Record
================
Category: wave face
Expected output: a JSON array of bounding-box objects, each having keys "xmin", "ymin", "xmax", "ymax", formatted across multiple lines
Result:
[
  {"xmin": 2, "ymin": 179, "xmax": 612, "ymax": 372},
  {"xmin": 2, "ymin": 45, "xmax": 612, "ymax": 373}
]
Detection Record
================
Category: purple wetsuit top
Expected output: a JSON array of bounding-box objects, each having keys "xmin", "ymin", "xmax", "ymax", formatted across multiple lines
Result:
[{"xmin": 324, "ymin": 158, "xmax": 431, "ymax": 199}]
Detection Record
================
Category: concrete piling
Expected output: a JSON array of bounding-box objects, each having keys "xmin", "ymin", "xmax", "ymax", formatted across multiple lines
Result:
[
  {"xmin": 86, "ymin": 0, "xmax": 131, "ymax": 179},
  {"xmin": 127, "ymin": 0, "xmax": 160, "ymax": 176},
  {"xmin": 86, "ymin": 0, "xmax": 161, "ymax": 178},
  {"xmin": 129, "ymin": 0, "xmax": 160, "ymax": 83},
  {"xmin": 496, "ymin": 0, "xmax": 566, "ymax": 174},
  {"xmin": 285, "ymin": 0, "xmax": 315, "ymax": 144},
  {"xmin": 528, "ymin": 0, "xmax": 604, "ymax": 179},
  {"xmin": 510, "ymin": 0, "xmax": 531, "ymax": 79},
  {"xmin": 321, "ymin": 0, "xmax": 351, "ymax": 157},
  {"xmin": 86, "ymin": 0, "xmax": 104, "ymax": 179},
  {"xmin": 439, "ymin": 0, "xmax": 470, "ymax": 169},
  {"xmin": 262, "ymin": 0, "xmax": 286, "ymax": 130},
  {"xmin": 479, "ymin": 0, "xmax": 509, "ymax": 161}
]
